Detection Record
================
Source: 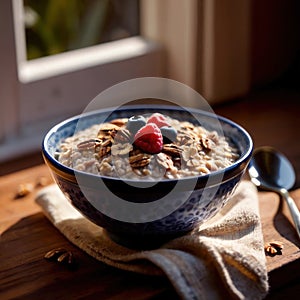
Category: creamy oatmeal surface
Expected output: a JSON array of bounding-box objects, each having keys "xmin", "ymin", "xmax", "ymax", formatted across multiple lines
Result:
[{"xmin": 57, "ymin": 114, "xmax": 239, "ymax": 180}]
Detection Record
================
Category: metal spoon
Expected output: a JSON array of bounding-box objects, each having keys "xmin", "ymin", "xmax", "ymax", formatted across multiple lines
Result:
[{"xmin": 248, "ymin": 146, "xmax": 300, "ymax": 239}]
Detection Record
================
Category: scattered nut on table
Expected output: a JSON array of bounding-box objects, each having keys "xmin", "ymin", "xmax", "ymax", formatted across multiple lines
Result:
[
  {"xmin": 15, "ymin": 183, "xmax": 34, "ymax": 198},
  {"xmin": 15, "ymin": 177, "xmax": 50, "ymax": 199},
  {"xmin": 44, "ymin": 248, "xmax": 77, "ymax": 270},
  {"xmin": 264, "ymin": 240, "xmax": 284, "ymax": 256},
  {"xmin": 36, "ymin": 176, "xmax": 49, "ymax": 187}
]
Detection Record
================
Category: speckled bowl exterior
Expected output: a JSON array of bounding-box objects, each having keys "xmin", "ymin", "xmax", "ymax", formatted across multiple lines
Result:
[{"xmin": 42, "ymin": 105, "xmax": 253, "ymax": 245}]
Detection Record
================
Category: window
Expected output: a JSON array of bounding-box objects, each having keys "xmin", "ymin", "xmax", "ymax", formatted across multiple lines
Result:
[
  {"xmin": 0, "ymin": 0, "xmax": 164, "ymax": 161},
  {"xmin": 0, "ymin": 0, "xmax": 252, "ymax": 162},
  {"xmin": 24, "ymin": 0, "xmax": 140, "ymax": 60}
]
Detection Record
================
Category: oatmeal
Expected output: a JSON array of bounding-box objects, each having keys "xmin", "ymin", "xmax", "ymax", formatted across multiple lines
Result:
[{"xmin": 57, "ymin": 113, "xmax": 239, "ymax": 179}]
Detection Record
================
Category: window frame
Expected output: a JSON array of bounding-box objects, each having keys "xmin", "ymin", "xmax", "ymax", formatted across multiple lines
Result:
[
  {"xmin": 0, "ymin": 0, "xmax": 165, "ymax": 161},
  {"xmin": 140, "ymin": 0, "xmax": 199, "ymax": 89}
]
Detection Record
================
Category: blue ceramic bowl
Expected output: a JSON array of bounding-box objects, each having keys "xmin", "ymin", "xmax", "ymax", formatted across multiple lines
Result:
[{"xmin": 42, "ymin": 105, "xmax": 253, "ymax": 248}]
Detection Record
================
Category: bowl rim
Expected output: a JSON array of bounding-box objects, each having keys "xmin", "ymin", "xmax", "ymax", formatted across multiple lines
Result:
[{"xmin": 42, "ymin": 104, "xmax": 253, "ymax": 186}]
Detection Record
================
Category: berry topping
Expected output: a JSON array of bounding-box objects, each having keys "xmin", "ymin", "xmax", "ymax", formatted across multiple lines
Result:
[
  {"xmin": 126, "ymin": 115, "xmax": 147, "ymax": 135},
  {"xmin": 160, "ymin": 126, "xmax": 177, "ymax": 143},
  {"xmin": 134, "ymin": 123, "xmax": 163, "ymax": 154},
  {"xmin": 147, "ymin": 113, "xmax": 170, "ymax": 128}
]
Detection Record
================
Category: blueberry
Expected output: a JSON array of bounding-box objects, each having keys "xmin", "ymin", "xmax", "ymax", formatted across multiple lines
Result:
[
  {"xmin": 160, "ymin": 126, "xmax": 177, "ymax": 143},
  {"xmin": 126, "ymin": 115, "xmax": 147, "ymax": 134}
]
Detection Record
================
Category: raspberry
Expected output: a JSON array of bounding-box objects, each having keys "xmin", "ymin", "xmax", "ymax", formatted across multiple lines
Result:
[
  {"xmin": 147, "ymin": 113, "xmax": 170, "ymax": 128},
  {"xmin": 134, "ymin": 123, "xmax": 163, "ymax": 154}
]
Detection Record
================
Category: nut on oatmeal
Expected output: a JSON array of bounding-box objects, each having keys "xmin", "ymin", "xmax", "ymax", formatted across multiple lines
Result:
[
  {"xmin": 156, "ymin": 152, "xmax": 174, "ymax": 170},
  {"xmin": 129, "ymin": 153, "xmax": 151, "ymax": 168},
  {"xmin": 77, "ymin": 139, "xmax": 102, "ymax": 150},
  {"xmin": 200, "ymin": 136, "xmax": 212, "ymax": 150},
  {"xmin": 111, "ymin": 142, "xmax": 133, "ymax": 156},
  {"xmin": 57, "ymin": 113, "xmax": 239, "ymax": 180},
  {"xmin": 114, "ymin": 128, "xmax": 131, "ymax": 143},
  {"xmin": 162, "ymin": 144, "xmax": 182, "ymax": 157},
  {"xmin": 110, "ymin": 118, "xmax": 128, "ymax": 127},
  {"xmin": 96, "ymin": 145, "xmax": 111, "ymax": 158}
]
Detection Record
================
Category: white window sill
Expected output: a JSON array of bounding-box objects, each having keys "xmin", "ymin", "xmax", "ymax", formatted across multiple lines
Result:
[{"xmin": 18, "ymin": 36, "xmax": 160, "ymax": 83}]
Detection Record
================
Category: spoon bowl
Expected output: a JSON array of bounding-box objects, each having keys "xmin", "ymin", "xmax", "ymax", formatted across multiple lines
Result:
[
  {"xmin": 249, "ymin": 146, "xmax": 295, "ymax": 191},
  {"xmin": 249, "ymin": 146, "xmax": 300, "ymax": 239}
]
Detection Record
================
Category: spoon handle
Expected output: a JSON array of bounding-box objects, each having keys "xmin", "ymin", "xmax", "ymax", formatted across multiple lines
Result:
[{"xmin": 281, "ymin": 189, "xmax": 300, "ymax": 240}]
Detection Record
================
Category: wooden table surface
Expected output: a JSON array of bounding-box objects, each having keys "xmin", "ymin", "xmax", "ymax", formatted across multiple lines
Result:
[
  {"xmin": 1, "ymin": 165, "xmax": 300, "ymax": 299},
  {"xmin": 1, "ymin": 87, "xmax": 300, "ymax": 299}
]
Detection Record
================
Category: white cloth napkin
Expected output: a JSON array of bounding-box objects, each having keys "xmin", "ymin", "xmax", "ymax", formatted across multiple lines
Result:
[{"xmin": 36, "ymin": 181, "xmax": 269, "ymax": 299}]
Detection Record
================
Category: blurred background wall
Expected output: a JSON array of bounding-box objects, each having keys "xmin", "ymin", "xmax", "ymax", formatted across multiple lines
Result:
[{"xmin": 251, "ymin": 0, "xmax": 300, "ymax": 89}]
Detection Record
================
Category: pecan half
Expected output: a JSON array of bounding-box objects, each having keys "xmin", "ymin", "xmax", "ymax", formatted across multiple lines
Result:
[
  {"xmin": 177, "ymin": 132, "xmax": 193, "ymax": 145},
  {"xmin": 162, "ymin": 144, "xmax": 182, "ymax": 157},
  {"xmin": 129, "ymin": 153, "xmax": 151, "ymax": 168},
  {"xmin": 57, "ymin": 251, "xmax": 74, "ymax": 265},
  {"xmin": 109, "ymin": 118, "xmax": 128, "ymax": 127},
  {"xmin": 44, "ymin": 248, "xmax": 67, "ymax": 261},
  {"xmin": 96, "ymin": 146, "xmax": 111, "ymax": 158},
  {"xmin": 100, "ymin": 139, "xmax": 112, "ymax": 147},
  {"xmin": 98, "ymin": 123, "xmax": 120, "ymax": 132},
  {"xmin": 44, "ymin": 248, "xmax": 77, "ymax": 270},
  {"xmin": 156, "ymin": 153, "xmax": 174, "ymax": 170},
  {"xmin": 114, "ymin": 128, "xmax": 131, "ymax": 143},
  {"xmin": 77, "ymin": 139, "xmax": 102, "ymax": 150},
  {"xmin": 94, "ymin": 138, "xmax": 113, "ymax": 155},
  {"xmin": 97, "ymin": 132, "xmax": 111, "ymax": 140},
  {"xmin": 97, "ymin": 123, "xmax": 120, "ymax": 140}
]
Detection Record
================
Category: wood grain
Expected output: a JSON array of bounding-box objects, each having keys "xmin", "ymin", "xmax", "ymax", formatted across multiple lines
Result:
[
  {"xmin": 0, "ymin": 165, "xmax": 178, "ymax": 299},
  {"xmin": 1, "ymin": 164, "xmax": 300, "ymax": 299}
]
